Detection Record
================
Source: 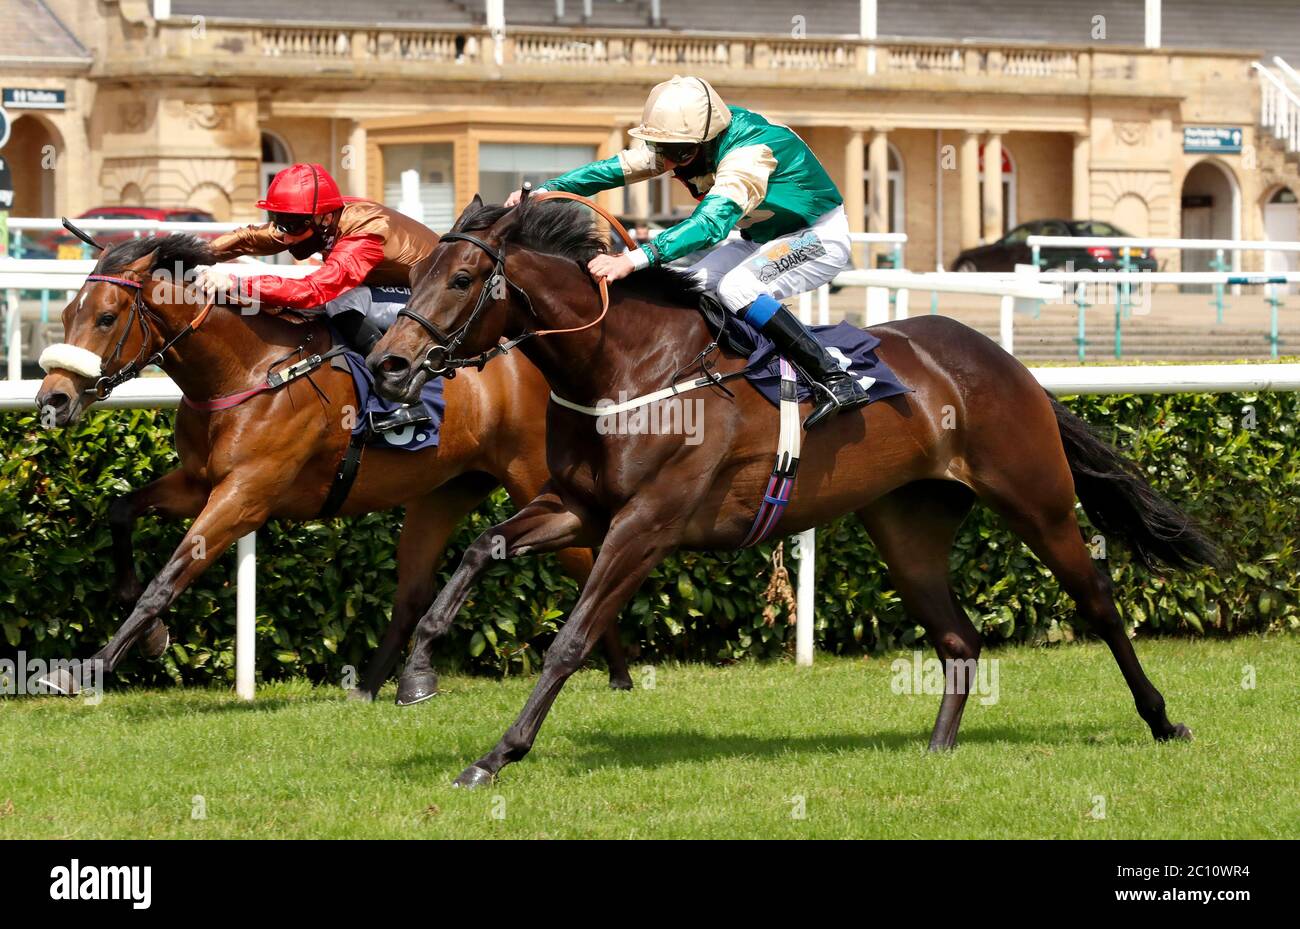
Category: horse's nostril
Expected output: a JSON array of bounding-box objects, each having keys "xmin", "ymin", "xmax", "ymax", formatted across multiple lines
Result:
[
  {"xmin": 378, "ymin": 354, "xmax": 410, "ymax": 376},
  {"xmin": 41, "ymin": 392, "xmax": 71, "ymax": 411}
]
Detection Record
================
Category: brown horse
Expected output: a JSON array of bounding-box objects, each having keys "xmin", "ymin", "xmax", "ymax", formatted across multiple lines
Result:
[
  {"xmin": 369, "ymin": 195, "xmax": 1220, "ymax": 788},
  {"xmin": 33, "ymin": 233, "xmax": 631, "ymax": 697}
]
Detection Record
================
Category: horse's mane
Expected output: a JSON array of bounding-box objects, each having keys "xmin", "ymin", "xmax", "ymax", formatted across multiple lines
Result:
[
  {"xmin": 452, "ymin": 197, "xmax": 703, "ymax": 310},
  {"xmin": 97, "ymin": 234, "xmax": 215, "ymax": 276}
]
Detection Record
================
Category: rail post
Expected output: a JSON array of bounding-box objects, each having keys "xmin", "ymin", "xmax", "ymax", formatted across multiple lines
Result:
[
  {"xmin": 235, "ymin": 532, "xmax": 257, "ymax": 700},
  {"xmin": 1211, "ymin": 248, "xmax": 1228, "ymax": 322},
  {"xmin": 794, "ymin": 529, "xmax": 815, "ymax": 667}
]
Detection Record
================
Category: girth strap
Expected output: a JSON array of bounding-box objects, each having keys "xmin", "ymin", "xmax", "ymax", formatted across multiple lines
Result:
[{"xmin": 318, "ymin": 424, "xmax": 371, "ymax": 519}]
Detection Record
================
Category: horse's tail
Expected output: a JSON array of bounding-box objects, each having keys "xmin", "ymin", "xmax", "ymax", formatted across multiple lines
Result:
[{"xmin": 1048, "ymin": 394, "xmax": 1223, "ymax": 572}]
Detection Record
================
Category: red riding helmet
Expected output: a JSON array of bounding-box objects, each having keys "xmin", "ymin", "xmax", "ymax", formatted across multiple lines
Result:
[{"xmin": 256, "ymin": 163, "xmax": 345, "ymax": 215}]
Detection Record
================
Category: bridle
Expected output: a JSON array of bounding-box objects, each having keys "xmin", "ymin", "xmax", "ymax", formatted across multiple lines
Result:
[
  {"xmin": 396, "ymin": 231, "xmax": 537, "ymax": 379},
  {"xmin": 396, "ymin": 190, "xmax": 637, "ymax": 379},
  {"xmin": 79, "ymin": 272, "xmax": 216, "ymax": 400}
]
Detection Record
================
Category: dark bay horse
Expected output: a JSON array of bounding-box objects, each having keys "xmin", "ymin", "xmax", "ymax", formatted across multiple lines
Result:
[
  {"xmin": 369, "ymin": 195, "xmax": 1219, "ymax": 788},
  {"xmin": 33, "ymin": 234, "xmax": 631, "ymax": 697}
]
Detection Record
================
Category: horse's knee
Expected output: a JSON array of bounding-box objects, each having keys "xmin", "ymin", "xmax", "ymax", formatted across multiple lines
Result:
[
  {"xmin": 937, "ymin": 630, "xmax": 980, "ymax": 662},
  {"xmin": 543, "ymin": 630, "xmax": 587, "ymax": 678}
]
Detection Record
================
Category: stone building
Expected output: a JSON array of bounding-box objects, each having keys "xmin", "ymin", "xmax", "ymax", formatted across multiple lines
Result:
[{"xmin": 2, "ymin": 0, "xmax": 1299, "ymax": 273}]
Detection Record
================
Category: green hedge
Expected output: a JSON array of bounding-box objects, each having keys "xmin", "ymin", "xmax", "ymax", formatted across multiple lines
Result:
[{"xmin": 1, "ymin": 390, "xmax": 1296, "ymax": 686}]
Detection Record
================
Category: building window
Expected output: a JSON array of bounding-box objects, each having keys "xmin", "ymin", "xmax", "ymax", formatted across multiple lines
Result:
[
  {"xmin": 478, "ymin": 142, "xmax": 597, "ymax": 205},
  {"xmin": 382, "ymin": 143, "xmax": 456, "ymax": 231}
]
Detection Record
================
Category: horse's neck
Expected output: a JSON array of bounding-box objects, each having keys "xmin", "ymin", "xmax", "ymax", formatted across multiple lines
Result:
[
  {"xmin": 518, "ymin": 256, "xmax": 713, "ymax": 404},
  {"xmin": 156, "ymin": 304, "xmax": 291, "ymax": 401}
]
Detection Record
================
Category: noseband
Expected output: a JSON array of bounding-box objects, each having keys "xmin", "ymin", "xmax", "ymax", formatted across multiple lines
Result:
[{"xmin": 77, "ymin": 273, "xmax": 215, "ymax": 400}]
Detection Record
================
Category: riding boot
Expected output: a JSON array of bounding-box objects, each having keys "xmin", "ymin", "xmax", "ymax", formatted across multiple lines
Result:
[
  {"xmin": 332, "ymin": 309, "xmax": 384, "ymax": 356},
  {"xmin": 742, "ymin": 294, "xmax": 871, "ymax": 429}
]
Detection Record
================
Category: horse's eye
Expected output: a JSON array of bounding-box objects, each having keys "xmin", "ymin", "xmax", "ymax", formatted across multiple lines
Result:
[
  {"xmin": 452, "ymin": 273, "xmax": 472, "ymax": 290},
  {"xmin": 96, "ymin": 313, "xmax": 116, "ymax": 328}
]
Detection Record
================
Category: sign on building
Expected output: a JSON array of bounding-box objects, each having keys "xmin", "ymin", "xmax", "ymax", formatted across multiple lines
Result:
[
  {"xmin": 3, "ymin": 88, "xmax": 66, "ymax": 110},
  {"xmin": 1183, "ymin": 126, "xmax": 1243, "ymax": 154}
]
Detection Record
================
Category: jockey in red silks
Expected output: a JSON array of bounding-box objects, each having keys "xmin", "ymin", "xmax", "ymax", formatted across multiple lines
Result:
[{"xmin": 197, "ymin": 163, "xmax": 438, "ymax": 353}]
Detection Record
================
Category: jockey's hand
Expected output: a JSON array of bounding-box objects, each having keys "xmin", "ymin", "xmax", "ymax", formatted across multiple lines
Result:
[
  {"xmin": 504, "ymin": 186, "xmax": 546, "ymax": 208},
  {"xmin": 196, "ymin": 266, "xmax": 237, "ymax": 299},
  {"xmin": 587, "ymin": 252, "xmax": 634, "ymax": 284}
]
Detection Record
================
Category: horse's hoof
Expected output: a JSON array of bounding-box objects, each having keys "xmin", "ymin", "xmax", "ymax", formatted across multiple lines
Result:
[
  {"xmin": 395, "ymin": 670, "xmax": 439, "ymax": 707},
  {"xmin": 35, "ymin": 667, "xmax": 81, "ymax": 696},
  {"xmin": 1159, "ymin": 723, "xmax": 1194, "ymax": 742},
  {"xmin": 608, "ymin": 675, "xmax": 634, "ymax": 692},
  {"xmin": 347, "ymin": 687, "xmax": 375, "ymax": 703},
  {"xmin": 140, "ymin": 621, "xmax": 171, "ymax": 660},
  {"xmin": 452, "ymin": 765, "xmax": 494, "ymax": 789}
]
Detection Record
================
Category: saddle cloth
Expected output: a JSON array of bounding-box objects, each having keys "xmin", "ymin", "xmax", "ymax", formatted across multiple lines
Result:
[{"xmin": 698, "ymin": 302, "xmax": 911, "ymax": 409}]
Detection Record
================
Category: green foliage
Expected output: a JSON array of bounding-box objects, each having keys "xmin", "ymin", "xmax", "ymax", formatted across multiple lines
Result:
[{"xmin": 0, "ymin": 389, "xmax": 1295, "ymax": 686}]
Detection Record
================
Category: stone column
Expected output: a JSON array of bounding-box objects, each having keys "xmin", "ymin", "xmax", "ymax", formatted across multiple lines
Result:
[
  {"xmin": 867, "ymin": 128, "xmax": 890, "ymax": 268},
  {"xmin": 345, "ymin": 121, "xmax": 367, "ymax": 199},
  {"xmin": 1072, "ymin": 131, "xmax": 1091, "ymax": 220},
  {"xmin": 981, "ymin": 131, "xmax": 1004, "ymax": 243},
  {"xmin": 603, "ymin": 125, "xmax": 627, "ymax": 216},
  {"xmin": 843, "ymin": 128, "xmax": 865, "ymax": 266},
  {"xmin": 960, "ymin": 130, "xmax": 981, "ymax": 251}
]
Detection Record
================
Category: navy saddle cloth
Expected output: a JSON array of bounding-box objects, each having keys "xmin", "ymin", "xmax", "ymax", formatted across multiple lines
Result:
[
  {"xmin": 706, "ymin": 307, "xmax": 911, "ymax": 409},
  {"xmin": 327, "ymin": 287, "xmax": 445, "ymax": 451}
]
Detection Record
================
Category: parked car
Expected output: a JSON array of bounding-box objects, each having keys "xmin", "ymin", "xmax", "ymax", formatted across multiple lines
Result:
[
  {"xmin": 28, "ymin": 206, "xmax": 220, "ymax": 259},
  {"xmin": 950, "ymin": 219, "xmax": 1157, "ymax": 273}
]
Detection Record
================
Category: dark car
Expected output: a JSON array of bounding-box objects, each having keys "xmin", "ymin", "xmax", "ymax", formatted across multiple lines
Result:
[
  {"xmin": 28, "ymin": 206, "xmax": 220, "ymax": 259},
  {"xmin": 950, "ymin": 219, "xmax": 1157, "ymax": 273}
]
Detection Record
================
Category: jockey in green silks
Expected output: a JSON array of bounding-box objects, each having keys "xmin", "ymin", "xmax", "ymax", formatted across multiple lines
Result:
[{"xmin": 504, "ymin": 75, "xmax": 870, "ymax": 428}]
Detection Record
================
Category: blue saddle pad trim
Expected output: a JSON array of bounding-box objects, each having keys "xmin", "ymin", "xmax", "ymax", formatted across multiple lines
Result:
[
  {"xmin": 725, "ymin": 316, "xmax": 911, "ymax": 409},
  {"xmin": 328, "ymin": 323, "xmax": 445, "ymax": 451}
]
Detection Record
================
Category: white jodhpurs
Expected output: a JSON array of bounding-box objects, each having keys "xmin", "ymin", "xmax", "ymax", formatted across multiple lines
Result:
[{"xmin": 687, "ymin": 205, "xmax": 851, "ymax": 314}]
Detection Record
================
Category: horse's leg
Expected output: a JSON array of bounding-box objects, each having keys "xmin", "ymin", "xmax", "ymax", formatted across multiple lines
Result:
[
  {"xmin": 397, "ymin": 486, "xmax": 598, "ymax": 706},
  {"xmin": 106, "ymin": 468, "xmax": 209, "ymax": 658},
  {"xmin": 501, "ymin": 471, "xmax": 632, "ymax": 691},
  {"xmin": 980, "ymin": 481, "xmax": 1190, "ymax": 742},
  {"xmin": 350, "ymin": 474, "xmax": 498, "ymax": 701},
  {"xmin": 553, "ymin": 547, "xmax": 633, "ymax": 690},
  {"xmin": 857, "ymin": 481, "xmax": 980, "ymax": 751},
  {"xmin": 451, "ymin": 513, "xmax": 676, "ymax": 788},
  {"xmin": 83, "ymin": 478, "xmax": 274, "ymax": 685}
]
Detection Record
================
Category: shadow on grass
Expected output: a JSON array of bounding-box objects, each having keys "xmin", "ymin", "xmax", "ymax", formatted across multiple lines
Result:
[{"xmin": 387, "ymin": 720, "xmax": 1122, "ymax": 782}]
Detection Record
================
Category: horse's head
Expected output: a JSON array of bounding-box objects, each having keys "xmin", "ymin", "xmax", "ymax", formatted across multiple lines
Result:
[
  {"xmin": 369, "ymin": 193, "xmax": 602, "ymax": 404},
  {"xmin": 35, "ymin": 235, "xmax": 207, "ymax": 425}
]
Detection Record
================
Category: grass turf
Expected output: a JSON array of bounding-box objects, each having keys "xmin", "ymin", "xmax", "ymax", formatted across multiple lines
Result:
[{"xmin": 0, "ymin": 637, "xmax": 1295, "ymax": 839}]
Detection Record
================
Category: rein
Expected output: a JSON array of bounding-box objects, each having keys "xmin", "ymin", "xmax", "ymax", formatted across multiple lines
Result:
[
  {"xmin": 400, "ymin": 189, "xmax": 639, "ymax": 379},
  {"xmin": 80, "ymin": 273, "xmax": 216, "ymax": 401}
]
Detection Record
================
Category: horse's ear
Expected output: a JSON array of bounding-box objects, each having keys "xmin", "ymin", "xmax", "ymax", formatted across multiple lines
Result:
[
  {"xmin": 449, "ymin": 194, "xmax": 484, "ymax": 233},
  {"xmin": 120, "ymin": 248, "xmax": 159, "ymax": 279}
]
